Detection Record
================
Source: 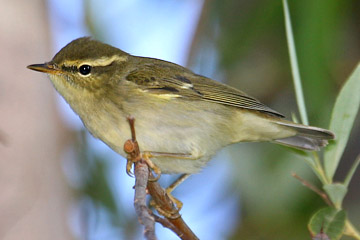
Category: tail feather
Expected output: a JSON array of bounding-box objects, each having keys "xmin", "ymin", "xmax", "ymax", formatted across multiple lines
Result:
[{"xmin": 273, "ymin": 121, "xmax": 335, "ymax": 151}]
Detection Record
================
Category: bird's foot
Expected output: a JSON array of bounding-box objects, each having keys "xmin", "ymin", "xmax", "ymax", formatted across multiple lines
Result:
[
  {"xmin": 150, "ymin": 174, "xmax": 190, "ymax": 218},
  {"xmin": 124, "ymin": 143, "xmax": 162, "ymax": 181},
  {"xmin": 150, "ymin": 192, "xmax": 182, "ymax": 219}
]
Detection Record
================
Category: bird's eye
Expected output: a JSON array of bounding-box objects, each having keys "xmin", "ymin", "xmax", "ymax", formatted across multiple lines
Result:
[{"xmin": 79, "ymin": 65, "xmax": 92, "ymax": 75}]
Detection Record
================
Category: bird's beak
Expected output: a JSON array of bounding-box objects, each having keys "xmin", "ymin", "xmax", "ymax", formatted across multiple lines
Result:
[{"xmin": 27, "ymin": 62, "xmax": 61, "ymax": 74}]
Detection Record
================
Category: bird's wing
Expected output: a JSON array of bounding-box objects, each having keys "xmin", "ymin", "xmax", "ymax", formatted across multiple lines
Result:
[
  {"xmin": 124, "ymin": 62, "xmax": 284, "ymax": 117},
  {"xmin": 191, "ymin": 75, "xmax": 284, "ymax": 117}
]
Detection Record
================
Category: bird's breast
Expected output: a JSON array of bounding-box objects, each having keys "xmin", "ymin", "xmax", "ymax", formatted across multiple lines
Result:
[{"xmin": 74, "ymin": 96, "xmax": 237, "ymax": 174}]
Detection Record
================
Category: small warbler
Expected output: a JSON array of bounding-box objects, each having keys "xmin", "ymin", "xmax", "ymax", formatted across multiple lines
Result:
[{"xmin": 28, "ymin": 37, "xmax": 334, "ymax": 175}]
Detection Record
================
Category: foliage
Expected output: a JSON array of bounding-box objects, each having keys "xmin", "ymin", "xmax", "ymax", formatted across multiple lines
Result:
[{"xmin": 283, "ymin": 0, "xmax": 360, "ymax": 238}]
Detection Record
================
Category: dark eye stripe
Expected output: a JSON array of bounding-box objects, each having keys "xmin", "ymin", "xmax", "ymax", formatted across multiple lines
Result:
[{"xmin": 62, "ymin": 65, "xmax": 78, "ymax": 73}]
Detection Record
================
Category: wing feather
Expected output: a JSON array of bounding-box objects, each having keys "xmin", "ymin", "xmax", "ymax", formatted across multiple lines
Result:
[{"xmin": 124, "ymin": 61, "xmax": 284, "ymax": 117}]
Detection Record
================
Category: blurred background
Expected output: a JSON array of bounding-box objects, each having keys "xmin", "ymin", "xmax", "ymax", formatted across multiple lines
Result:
[{"xmin": 1, "ymin": 0, "xmax": 359, "ymax": 239}]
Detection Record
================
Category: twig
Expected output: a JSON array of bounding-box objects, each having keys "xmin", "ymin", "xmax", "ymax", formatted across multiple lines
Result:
[
  {"xmin": 292, "ymin": 172, "xmax": 333, "ymax": 206},
  {"xmin": 125, "ymin": 117, "xmax": 156, "ymax": 240},
  {"xmin": 124, "ymin": 117, "xmax": 199, "ymax": 240},
  {"xmin": 134, "ymin": 160, "xmax": 156, "ymax": 240},
  {"xmin": 147, "ymin": 173, "xmax": 199, "ymax": 240},
  {"xmin": 151, "ymin": 211, "xmax": 185, "ymax": 238}
]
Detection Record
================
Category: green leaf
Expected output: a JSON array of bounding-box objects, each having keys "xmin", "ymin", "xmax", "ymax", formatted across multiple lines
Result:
[
  {"xmin": 282, "ymin": 0, "xmax": 309, "ymax": 125},
  {"xmin": 324, "ymin": 63, "xmax": 360, "ymax": 180},
  {"xmin": 308, "ymin": 207, "xmax": 346, "ymax": 240},
  {"xmin": 323, "ymin": 183, "xmax": 347, "ymax": 209}
]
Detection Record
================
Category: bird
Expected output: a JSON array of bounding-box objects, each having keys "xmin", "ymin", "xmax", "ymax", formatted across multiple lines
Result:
[{"xmin": 27, "ymin": 37, "xmax": 334, "ymax": 178}]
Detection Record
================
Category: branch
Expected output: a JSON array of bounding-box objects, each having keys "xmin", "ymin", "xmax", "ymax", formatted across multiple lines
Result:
[
  {"xmin": 292, "ymin": 172, "xmax": 333, "ymax": 206},
  {"xmin": 134, "ymin": 159, "xmax": 156, "ymax": 240},
  {"xmin": 124, "ymin": 117, "xmax": 199, "ymax": 240},
  {"xmin": 147, "ymin": 174, "xmax": 198, "ymax": 240},
  {"xmin": 151, "ymin": 212, "xmax": 185, "ymax": 237}
]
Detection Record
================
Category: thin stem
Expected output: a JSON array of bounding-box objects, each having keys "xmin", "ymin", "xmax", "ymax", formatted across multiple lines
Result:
[
  {"xmin": 292, "ymin": 172, "xmax": 333, "ymax": 206},
  {"xmin": 151, "ymin": 213, "xmax": 185, "ymax": 238},
  {"xmin": 312, "ymin": 152, "xmax": 331, "ymax": 185},
  {"xmin": 344, "ymin": 155, "xmax": 360, "ymax": 188},
  {"xmin": 344, "ymin": 220, "xmax": 360, "ymax": 240}
]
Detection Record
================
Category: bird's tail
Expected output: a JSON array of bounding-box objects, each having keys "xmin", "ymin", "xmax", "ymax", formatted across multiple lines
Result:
[{"xmin": 272, "ymin": 121, "xmax": 335, "ymax": 151}]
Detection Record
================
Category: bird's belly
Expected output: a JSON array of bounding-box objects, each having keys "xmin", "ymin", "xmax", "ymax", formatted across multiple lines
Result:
[
  {"xmin": 90, "ymin": 117, "xmax": 217, "ymax": 174},
  {"xmin": 81, "ymin": 100, "xmax": 233, "ymax": 174}
]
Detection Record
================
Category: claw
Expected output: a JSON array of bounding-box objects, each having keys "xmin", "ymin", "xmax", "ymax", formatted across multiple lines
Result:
[
  {"xmin": 148, "ymin": 172, "xmax": 161, "ymax": 182},
  {"xmin": 167, "ymin": 190, "xmax": 183, "ymax": 211},
  {"xmin": 148, "ymin": 174, "xmax": 189, "ymax": 219},
  {"xmin": 149, "ymin": 192, "xmax": 182, "ymax": 219},
  {"xmin": 142, "ymin": 152, "xmax": 162, "ymax": 182},
  {"xmin": 126, "ymin": 158, "xmax": 134, "ymax": 177},
  {"xmin": 149, "ymin": 174, "xmax": 190, "ymax": 217},
  {"xmin": 123, "ymin": 117, "xmax": 190, "ymax": 220}
]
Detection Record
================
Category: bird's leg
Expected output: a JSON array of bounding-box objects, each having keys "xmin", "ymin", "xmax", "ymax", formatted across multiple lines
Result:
[
  {"xmin": 124, "ymin": 117, "xmax": 196, "ymax": 217},
  {"xmin": 141, "ymin": 152, "xmax": 195, "ymax": 214},
  {"xmin": 123, "ymin": 117, "xmax": 162, "ymax": 179},
  {"xmin": 142, "ymin": 151, "xmax": 195, "ymax": 181},
  {"xmin": 165, "ymin": 173, "xmax": 191, "ymax": 210},
  {"xmin": 124, "ymin": 143, "xmax": 166, "ymax": 180},
  {"xmin": 143, "ymin": 151, "xmax": 195, "ymax": 160},
  {"xmin": 123, "ymin": 117, "xmax": 195, "ymax": 180},
  {"xmin": 141, "ymin": 152, "xmax": 162, "ymax": 181},
  {"xmin": 124, "ymin": 139, "xmax": 142, "ymax": 177},
  {"xmin": 150, "ymin": 174, "xmax": 191, "ymax": 218}
]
